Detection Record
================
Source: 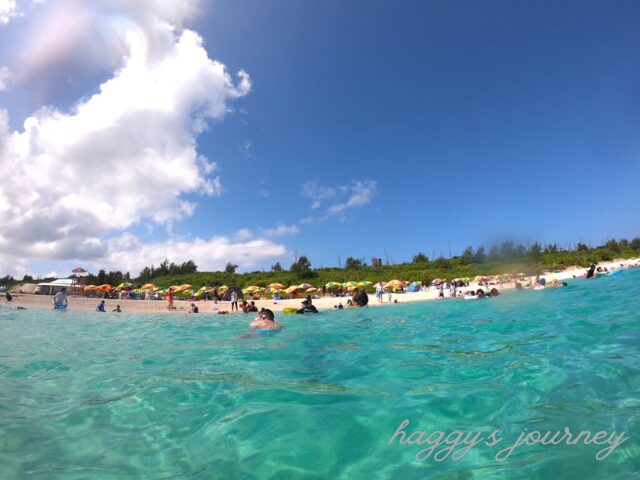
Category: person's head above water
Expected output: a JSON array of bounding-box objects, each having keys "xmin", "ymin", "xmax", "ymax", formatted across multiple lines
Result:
[{"xmin": 259, "ymin": 309, "xmax": 275, "ymax": 321}]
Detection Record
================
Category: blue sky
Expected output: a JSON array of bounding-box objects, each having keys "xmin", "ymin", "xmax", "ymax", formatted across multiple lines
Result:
[{"xmin": 0, "ymin": 0, "xmax": 639, "ymax": 277}]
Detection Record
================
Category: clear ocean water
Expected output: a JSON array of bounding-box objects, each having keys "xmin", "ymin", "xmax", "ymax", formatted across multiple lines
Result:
[{"xmin": 1, "ymin": 271, "xmax": 639, "ymax": 479}]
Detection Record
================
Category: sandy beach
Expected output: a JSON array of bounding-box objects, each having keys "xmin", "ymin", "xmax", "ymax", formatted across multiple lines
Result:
[{"xmin": 5, "ymin": 259, "xmax": 637, "ymax": 316}]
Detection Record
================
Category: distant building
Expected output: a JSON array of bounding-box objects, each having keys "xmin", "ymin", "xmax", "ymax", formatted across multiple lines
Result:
[
  {"xmin": 36, "ymin": 278, "xmax": 82, "ymax": 295},
  {"xmin": 371, "ymin": 258, "xmax": 383, "ymax": 267}
]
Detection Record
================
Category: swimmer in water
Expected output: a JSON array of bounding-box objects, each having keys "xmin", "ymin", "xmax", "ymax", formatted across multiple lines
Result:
[{"xmin": 249, "ymin": 308, "xmax": 282, "ymax": 331}]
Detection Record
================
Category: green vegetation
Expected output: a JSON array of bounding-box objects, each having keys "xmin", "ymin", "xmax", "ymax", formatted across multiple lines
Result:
[{"xmin": 2, "ymin": 238, "xmax": 639, "ymax": 291}]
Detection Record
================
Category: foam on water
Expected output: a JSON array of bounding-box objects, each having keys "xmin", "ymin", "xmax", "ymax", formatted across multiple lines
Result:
[{"xmin": 1, "ymin": 271, "xmax": 639, "ymax": 479}]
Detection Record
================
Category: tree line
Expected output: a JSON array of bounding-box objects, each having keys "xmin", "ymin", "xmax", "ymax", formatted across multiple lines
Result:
[{"xmin": 1, "ymin": 237, "xmax": 639, "ymax": 288}]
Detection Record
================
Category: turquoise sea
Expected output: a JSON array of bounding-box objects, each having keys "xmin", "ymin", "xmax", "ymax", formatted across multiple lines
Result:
[{"xmin": 1, "ymin": 271, "xmax": 639, "ymax": 479}]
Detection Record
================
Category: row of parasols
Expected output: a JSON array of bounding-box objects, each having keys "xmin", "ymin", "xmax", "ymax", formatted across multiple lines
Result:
[{"xmin": 81, "ymin": 274, "xmax": 522, "ymax": 297}]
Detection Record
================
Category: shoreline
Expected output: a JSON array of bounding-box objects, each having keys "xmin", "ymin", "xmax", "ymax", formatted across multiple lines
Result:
[{"xmin": 4, "ymin": 259, "xmax": 637, "ymax": 316}]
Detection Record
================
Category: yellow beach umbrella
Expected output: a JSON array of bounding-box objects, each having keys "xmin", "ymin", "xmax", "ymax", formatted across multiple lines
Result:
[
  {"xmin": 305, "ymin": 287, "xmax": 318, "ymax": 293},
  {"xmin": 325, "ymin": 281, "xmax": 340, "ymax": 288},
  {"xmin": 298, "ymin": 283, "xmax": 313, "ymax": 290},
  {"xmin": 268, "ymin": 283, "xmax": 285, "ymax": 289},
  {"xmin": 140, "ymin": 283, "xmax": 155, "ymax": 290},
  {"xmin": 285, "ymin": 286, "xmax": 300, "ymax": 294}
]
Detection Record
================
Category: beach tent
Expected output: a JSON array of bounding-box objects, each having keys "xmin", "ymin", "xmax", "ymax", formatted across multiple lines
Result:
[
  {"xmin": 222, "ymin": 286, "xmax": 244, "ymax": 301},
  {"xmin": 407, "ymin": 282, "xmax": 420, "ymax": 293}
]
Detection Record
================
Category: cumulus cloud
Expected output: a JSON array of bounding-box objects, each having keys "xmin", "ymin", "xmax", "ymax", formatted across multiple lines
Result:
[
  {"xmin": 300, "ymin": 179, "xmax": 377, "ymax": 220},
  {"xmin": 0, "ymin": 0, "xmax": 264, "ymax": 274},
  {"xmin": 96, "ymin": 234, "xmax": 286, "ymax": 274},
  {"xmin": 262, "ymin": 224, "xmax": 299, "ymax": 237},
  {"xmin": 0, "ymin": 0, "xmax": 18, "ymax": 25}
]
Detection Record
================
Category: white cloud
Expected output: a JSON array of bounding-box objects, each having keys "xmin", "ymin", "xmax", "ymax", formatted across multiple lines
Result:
[
  {"xmin": 262, "ymin": 224, "xmax": 299, "ymax": 237},
  {"xmin": 300, "ymin": 179, "xmax": 377, "ymax": 220},
  {"xmin": 0, "ymin": 2, "xmax": 251, "ymax": 271},
  {"xmin": 0, "ymin": 0, "xmax": 18, "ymax": 25},
  {"xmin": 95, "ymin": 234, "xmax": 286, "ymax": 274},
  {"xmin": 327, "ymin": 180, "xmax": 377, "ymax": 215},
  {"xmin": 0, "ymin": 66, "xmax": 9, "ymax": 91},
  {"xmin": 300, "ymin": 181, "xmax": 337, "ymax": 209},
  {"xmin": 234, "ymin": 228, "xmax": 253, "ymax": 241},
  {"xmin": 240, "ymin": 139, "xmax": 251, "ymax": 157},
  {"xmin": 44, "ymin": 270, "xmax": 59, "ymax": 279}
]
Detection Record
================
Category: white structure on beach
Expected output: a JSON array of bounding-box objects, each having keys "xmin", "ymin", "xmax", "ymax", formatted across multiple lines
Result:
[{"xmin": 36, "ymin": 278, "xmax": 80, "ymax": 295}]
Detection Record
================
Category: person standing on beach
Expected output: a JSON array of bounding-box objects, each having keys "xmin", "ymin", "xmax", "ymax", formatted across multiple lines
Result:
[
  {"xmin": 375, "ymin": 282, "xmax": 383, "ymax": 303},
  {"xmin": 167, "ymin": 288, "xmax": 175, "ymax": 310},
  {"xmin": 230, "ymin": 290, "xmax": 239, "ymax": 311}
]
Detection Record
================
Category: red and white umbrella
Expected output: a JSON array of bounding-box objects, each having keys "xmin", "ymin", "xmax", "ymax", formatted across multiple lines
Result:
[{"xmin": 72, "ymin": 267, "xmax": 87, "ymax": 274}]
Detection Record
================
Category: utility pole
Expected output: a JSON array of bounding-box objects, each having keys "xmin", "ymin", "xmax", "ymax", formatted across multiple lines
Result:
[
  {"xmin": 337, "ymin": 255, "xmax": 342, "ymax": 268},
  {"xmin": 445, "ymin": 239, "xmax": 451, "ymax": 258}
]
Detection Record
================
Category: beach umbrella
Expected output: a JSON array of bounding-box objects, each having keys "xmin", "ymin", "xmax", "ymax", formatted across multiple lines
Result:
[
  {"xmin": 98, "ymin": 284, "xmax": 114, "ymax": 291},
  {"xmin": 298, "ymin": 283, "xmax": 314, "ymax": 290},
  {"xmin": 268, "ymin": 283, "xmax": 285, "ymax": 289},
  {"xmin": 343, "ymin": 281, "xmax": 357, "ymax": 287},
  {"xmin": 285, "ymin": 285, "xmax": 300, "ymax": 294},
  {"xmin": 386, "ymin": 280, "xmax": 403, "ymax": 288},
  {"xmin": 83, "ymin": 285, "xmax": 98, "ymax": 292},
  {"xmin": 242, "ymin": 287, "xmax": 255, "ymax": 294},
  {"xmin": 357, "ymin": 281, "xmax": 373, "ymax": 286},
  {"xmin": 174, "ymin": 284, "xmax": 192, "ymax": 293},
  {"xmin": 218, "ymin": 285, "xmax": 229, "ymax": 291},
  {"xmin": 305, "ymin": 287, "xmax": 318, "ymax": 293},
  {"xmin": 325, "ymin": 281, "xmax": 340, "ymax": 288},
  {"xmin": 244, "ymin": 285, "xmax": 260, "ymax": 293},
  {"xmin": 140, "ymin": 283, "xmax": 155, "ymax": 290},
  {"xmin": 116, "ymin": 282, "xmax": 133, "ymax": 290},
  {"xmin": 72, "ymin": 267, "xmax": 87, "ymax": 275}
]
